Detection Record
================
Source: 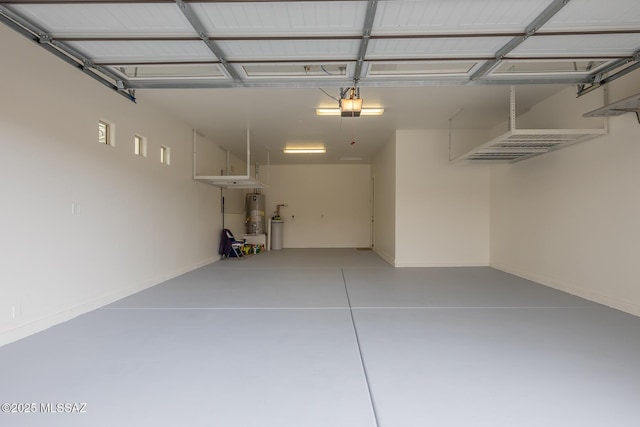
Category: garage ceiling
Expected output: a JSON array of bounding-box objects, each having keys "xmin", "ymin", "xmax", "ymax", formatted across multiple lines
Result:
[{"xmin": 2, "ymin": 0, "xmax": 639, "ymax": 165}]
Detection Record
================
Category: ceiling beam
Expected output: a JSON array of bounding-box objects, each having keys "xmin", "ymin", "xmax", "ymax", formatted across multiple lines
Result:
[
  {"xmin": 95, "ymin": 58, "xmax": 489, "ymax": 66},
  {"xmin": 2, "ymin": 0, "xmax": 358, "ymax": 3},
  {"xmin": 174, "ymin": 0, "xmax": 242, "ymax": 83},
  {"xmin": 353, "ymin": 0, "xmax": 377, "ymax": 84},
  {"xmin": 92, "ymin": 55, "xmax": 629, "ymax": 66},
  {"xmin": 53, "ymin": 29, "xmax": 640, "ymax": 43},
  {"xmin": 470, "ymin": 0, "xmax": 572, "ymax": 81},
  {"xmin": 57, "ymin": 35, "xmax": 362, "ymax": 42},
  {"xmin": 1, "ymin": 0, "xmax": 174, "ymax": 3},
  {"xmin": 123, "ymin": 74, "xmax": 590, "ymax": 90}
]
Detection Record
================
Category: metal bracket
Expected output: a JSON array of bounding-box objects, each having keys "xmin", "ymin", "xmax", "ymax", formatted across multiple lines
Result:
[
  {"xmin": 579, "ymin": 48, "xmax": 640, "ymax": 97},
  {"xmin": 37, "ymin": 34, "xmax": 51, "ymax": 44},
  {"xmin": 509, "ymin": 86, "xmax": 517, "ymax": 131}
]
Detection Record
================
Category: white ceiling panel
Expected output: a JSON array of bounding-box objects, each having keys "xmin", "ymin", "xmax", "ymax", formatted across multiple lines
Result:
[
  {"xmin": 219, "ymin": 40, "xmax": 360, "ymax": 61},
  {"xmin": 9, "ymin": 3, "xmax": 193, "ymax": 36},
  {"xmin": 373, "ymin": 0, "xmax": 552, "ymax": 34},
  {"xmin": 512, "ymin": 34, "xmax": 640, "ymax": 57},
  {"xmin": 192, "ymin": 1, "xmax": 366, "ymax": 36},
  {"xmin": 543, "ymin": 0, "xmax": 640, "ymax": 30},
  {"xmin": 368, "ymin": 37, "xmax": 511, "ymax": 59},
  {"xmin": 66, "ymin": 41, "xmax": 217, "ymax": 62}
]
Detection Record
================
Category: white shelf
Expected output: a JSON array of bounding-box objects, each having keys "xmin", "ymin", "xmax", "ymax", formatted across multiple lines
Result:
[
  {"xmin": 194, "ymin": 175, "xmax": 267, "ymax": 189},
  {"xmin": 451, "ymin": 86, "xmax": 608, "ymax": 164},
  {"xmin": 583, "ymin": 92, "xmax": 640, "ymax": 118},
  {"xmin": 452, "ymin": 128, "xmax": 608, "ymax": 164},
  {"xmin": 192, "ymin": 128, "xmax": 267, "ymax": 189}
]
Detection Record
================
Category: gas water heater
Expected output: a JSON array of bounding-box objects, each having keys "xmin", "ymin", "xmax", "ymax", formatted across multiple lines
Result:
[{"xmin": 245, "ymin": 193, "xmax": 265, "ymax": 235}]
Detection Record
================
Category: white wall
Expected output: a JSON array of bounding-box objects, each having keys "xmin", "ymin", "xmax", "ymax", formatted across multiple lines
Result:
[
  {"xmin": 395, "ymin": 130, "xmax": 490, "ymax": 267},
  {"xmin": 0, "ymin": 25, "xmax": 221, "ymax": 346},
  {"xmin": 258, "ymin": 164, "xmax": 371, "ymax": 248},
  {"xmin": 222, "ymin": 188, "xmax": 248, "ymax": 239},
  {"xmin": 371, "ymin": 134, "xmax": 396, "ymax": 264},
  {"xmin": 491, "ymin": 77, "xmax": 640, "ymax": 316}
]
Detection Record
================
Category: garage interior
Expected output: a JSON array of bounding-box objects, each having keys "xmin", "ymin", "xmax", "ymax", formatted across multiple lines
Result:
[{"xmin": 1, "ymin": 1, "xmax": 640, "ymax": 426}]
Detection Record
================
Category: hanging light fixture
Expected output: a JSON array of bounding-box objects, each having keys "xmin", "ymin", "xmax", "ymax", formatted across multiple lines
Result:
[
  {"xmin": 316, "ymin": 85, "xmax": 383, "ymax": 116},
  {"xmin": 316, "ymin": 107, "xmax": 384, "ymax": 116},
  {"xmin": 339, "ymin": 87, "xmax": 362, "ymax": 117}
]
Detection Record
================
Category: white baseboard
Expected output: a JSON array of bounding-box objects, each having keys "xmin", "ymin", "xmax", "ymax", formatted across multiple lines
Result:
[
  {"xmin": 491, "ymin": 262, "xmax": 640, "ymax": 318},
  {"xmin": 0, "ymin": 256, "xmax": 219, "ymax": 348},
  {"xmin": 394, "ymin": 258, "xmax": 489, "ymax": 268}
]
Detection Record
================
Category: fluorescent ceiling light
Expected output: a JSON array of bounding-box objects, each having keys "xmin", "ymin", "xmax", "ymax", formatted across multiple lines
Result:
[
  {"xmin": 316, "ymin": 108, "xmax": 384, "ymax": 116},
  {"xmin": 283, "ymin": 148, "xmax": 326, "ymax": 154}
]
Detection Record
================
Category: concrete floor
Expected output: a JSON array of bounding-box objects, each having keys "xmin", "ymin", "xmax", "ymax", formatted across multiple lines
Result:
[{"xmin": 1, "ymin": 249, "xmax": 639, "ymax": 426}]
